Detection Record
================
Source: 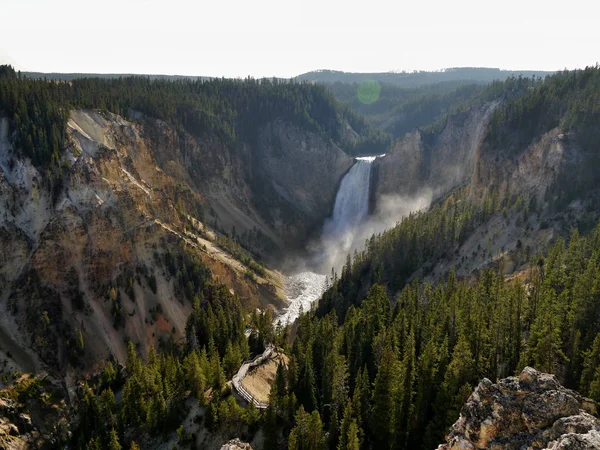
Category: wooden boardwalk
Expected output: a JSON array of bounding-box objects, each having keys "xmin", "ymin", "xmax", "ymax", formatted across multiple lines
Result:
[{"xmin": 231, "ymin": 344, "xmax": 274, "ymax": 409}]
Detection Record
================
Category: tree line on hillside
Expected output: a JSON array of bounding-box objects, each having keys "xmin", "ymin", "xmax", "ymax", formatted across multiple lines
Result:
[
  {"xmin": 485, "ymin": 65, "xmax": 600, "ymax": 156},
  {"xmin": 68, "ymin": 208, "xmax": 600, "ymax": 450},
  {"xmin": 328, "ymin": 81, "xmax": 485, "ymax": 139},
  {"xmin": 323, "ymin": 70, "xmax": 552, "ymax": 141},
  {"xmin": 0, "ymin": 64, "xmax": 391, "ymax": 177},
  {"xmin": 296, "ymin": 68, "xmax": 553, "ymax": 88},
  {"xmin": 327, "ymin": 66, "xmax": 600, "ymax": 153},
  {"xmin": 5, "ymin": 64, "xmax": 600, "ymax": 450}
]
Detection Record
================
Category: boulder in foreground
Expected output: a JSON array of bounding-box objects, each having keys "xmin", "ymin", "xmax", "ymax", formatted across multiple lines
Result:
[{"xmin": 438, "ymin": 367, "xmax": 600, "ymax": 450}]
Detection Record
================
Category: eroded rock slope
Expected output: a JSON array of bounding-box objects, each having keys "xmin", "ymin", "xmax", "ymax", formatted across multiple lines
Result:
[{"xmin": 0, "ymin": 109, "xmax": 351, "ymax": 374}]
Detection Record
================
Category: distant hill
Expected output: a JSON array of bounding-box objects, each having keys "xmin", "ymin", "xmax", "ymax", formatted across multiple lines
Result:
[
  {"xmin": 23, "ymin": 67, "xmax": 554, "ymax": 85},
  {"xmin": 22, "ymin": 71, "xmax": 212, "ymax": 81},
  {"xmin": 295, "ymin": 67, "xmax": 554, "ymax": 87}
]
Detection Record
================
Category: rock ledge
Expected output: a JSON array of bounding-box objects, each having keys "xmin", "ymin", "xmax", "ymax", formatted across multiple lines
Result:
[{"xmin": 438, "ymin": 367, "xmax": 600, "ymax": 449}]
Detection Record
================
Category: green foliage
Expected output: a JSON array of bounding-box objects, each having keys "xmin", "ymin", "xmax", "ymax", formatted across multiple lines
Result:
[
  {"xmin": 282, "ymin": 221, "xmax": 600, "ymax": 449},
  {"xmin": 108, "ymin": 428, "xmax": 121, "ymax": 450},
  {"xmin": 369, "ymin": 345, "xmax": 397, "ymax": 447},
  {"xmin": 288, "ymin": 406, "xmax": 327, "ymax": 450},
  {"xmin": 342, "ymin": 419, "xmax": 360, "ymax": 450},
  {"xmin": 0, "ymin": 67, "xmax": 390, "ymax": 176},
  {"xmin": 0, "ymin": 68, "xmax": 69, "ymax": 170},
  {"xmin": 215, "ymin": 233, "xmax": 267, "ymax": 277},
  {"xmin": 329, "ymin": 81, "xmax": 486, "ymax": 139},
  {"xmin": 184, "ymin": 281, "xmax": 247, "ymax": 359},
  {"xmin": 71, "ymin": 280, "xmax": 251, "ymax": 447},
  {"xmin": 317, "ymin": 187, "xmax": 491, "ymax": 322},
  {"xmin": 485, "ymin": 66, "xmax": 600, "ymax": 156},
  {"xmin": 0, "ymin": 64, "xmax": 17, "ymax": 79},
  {"xmin": 298, "ymin": 68, "xmax": 553, "ymax": 88}
]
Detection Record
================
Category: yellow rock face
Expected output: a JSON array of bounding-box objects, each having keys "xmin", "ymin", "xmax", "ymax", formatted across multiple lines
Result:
[{"xmin": 0, "ymin": 110, "xmax": 289, "ymax": 373}]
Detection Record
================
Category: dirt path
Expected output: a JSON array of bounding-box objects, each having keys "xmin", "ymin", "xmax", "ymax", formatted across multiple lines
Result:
[{"xmin": 181, "ymin": 225, "xmax": 286, "ymax": 300}]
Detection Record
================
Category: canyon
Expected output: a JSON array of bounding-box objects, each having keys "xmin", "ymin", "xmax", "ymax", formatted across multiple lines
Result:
[
  {"xmin": 0, "ymin": 89, "xmax": 584, "ymax": 376},
  {"xmin": 2, "ymin": 66, "xmax": 600, "ymax": 450}
]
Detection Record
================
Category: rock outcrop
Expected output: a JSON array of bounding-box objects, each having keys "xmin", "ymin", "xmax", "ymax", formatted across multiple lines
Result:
[
  {"xmin": 438, "ymin": 367, "xmax": 600, "ymax": 450},
  {"xmin": 220, "ymin": 438, "xmax": 253, "ymax": 450},
  {"xmin": 145, "ymin": 114, "xmax": 353, "ymax": 256},
  {"xmin": 255, "ymin": 120, "xmax": 352, "ymax": 243},
  {"xmin": 0, "ymin": 374, "xmax": 71, "ymax": 449},
  {"xmin": 471, "ymin": 127, "xmax": 570, "ymax": 205}
]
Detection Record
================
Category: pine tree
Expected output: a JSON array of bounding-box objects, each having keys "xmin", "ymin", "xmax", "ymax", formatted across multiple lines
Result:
[
  {"xmin": 393, "ymin": 328, "xmax": 415, "ymax": 449},
  {"xmin": 338, "ymin": 399, "xmax": 360, "ymax": 450},
  {"xmin": 352, "ymin": 365, "xmax": 370, "ymax": 439},
  {"xmin": 288, "ymin": 406, "xmax": 327, "ymax": 450},
  {"xmin": 344, "ymin": 420, "xmax": 361, "ymax": 450},
  {"xmin": 298, "ymin": 350, "xmax": 318, "ymax": 412},
  {"xmin": 99, "ymin": 388, "xmax": 116, "ymax": 427},
  {"xmin": 425, "ymin": 333, "xmax": 474, "ymax": 448},
  {"xmin": 87, "ymin": 437, "xmax": 102, "ymax": 450},
  {"xmin": 369, "ymin": 345, "xmax": 397, "ymax": 448},
  {"xmin": 581, "ymin": 333, "xmax": 600, "ymax": 400},
  {"xmin": 184, "ymin": 350, "xmax": 207, "ymax": 402},
  {"xmin": 209, "ymin": 350, "xmax": 226, "ymax": 390},
  {"xmin": 108, "ymin": 428, "xmax": 121, "ymax": 450},
  {"xmin": 519, "ymin": 288, "xmax": 567, "ymax": 373},
  {"xmin": 264, "ymin": 404, "xmax": 279, "ymax": 450},
  {"xmin": 223, "ymin": 341, "xmax": 241, "ymax": 377},
  {"xmin": 270, "ymin": 359, "xmax": 287, "ymax": 414},
  {"xmin": 409, "ymin": 336, "xmax": 444, "ymax": 448}
]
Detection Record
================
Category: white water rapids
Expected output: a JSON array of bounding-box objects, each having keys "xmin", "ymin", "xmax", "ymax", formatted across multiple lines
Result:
[
  {"xmin": 278, "ymin": 156, "xmax": 381, "ymax": 324},
  {"xmin": 278, "ymin": 272, "xmax": 327, "ymax": 325}
]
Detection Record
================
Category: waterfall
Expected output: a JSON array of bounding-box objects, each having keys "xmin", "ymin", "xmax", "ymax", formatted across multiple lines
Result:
[
  {"xmin": 323, "ymin": 157, "xmax": 374, "ymax": 239},
  {"xmin": 279, "ymin": 155, "xmax": 380, "ymax": 325}
]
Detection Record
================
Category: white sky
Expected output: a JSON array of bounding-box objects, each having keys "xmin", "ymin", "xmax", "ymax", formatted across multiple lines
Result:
[{"xmin": 1, "ymin": 0, "xmax": 598, "ymax": 78}]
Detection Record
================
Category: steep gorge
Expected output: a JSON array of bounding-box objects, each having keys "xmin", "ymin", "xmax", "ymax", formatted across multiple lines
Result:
[
  {"xmin": 0, "ymin": 108, "xmax": 353, "ymax": 374},
  {"xmin": 280, "ymin": 156, "xmax": 378, "ymax": 324},
  {"xmin": 0, "ymin": 73, "xmax": 592, "ymax": 377}
]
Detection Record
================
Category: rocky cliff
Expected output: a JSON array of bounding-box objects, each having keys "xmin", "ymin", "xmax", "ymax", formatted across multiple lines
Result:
[
  {"xmin": 144, "ymin": 114, "xmax": 353, "ymax": 259},
  {"xmin": 0, "ymin": 373, "xmax": 71, "ymax": 449},
  {"xmin": 438, "ymin": 367, "xmax": 600, "ymax": 450},
  {"xmin": 373, "ymin": 102, "xmax": 498, "ymax": 202},
  {"xmin": 369, "ymin": 93, "xmax": 599, "ymax": 286},
  {"xmin": 471, "ymin": 126, "xmax": 586, "ymax": 209},
  {"xmin": 254, "ymin": 120, "xmax": 352, "ymax": 243},
  {"xmin": 0, "ymin": 109, "xmax": 352, "ymax": 374}
]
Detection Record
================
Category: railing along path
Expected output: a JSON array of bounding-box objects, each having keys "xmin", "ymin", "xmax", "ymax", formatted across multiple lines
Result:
[{"xmin": 231, "ymin": 344, "xmax": 274, "ymax": 409}]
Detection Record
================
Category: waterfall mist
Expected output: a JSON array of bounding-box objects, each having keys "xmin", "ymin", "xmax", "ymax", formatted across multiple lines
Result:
[{"xmin": 309, "ymin": 156, "xmax": 432, "ymax": 275}]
